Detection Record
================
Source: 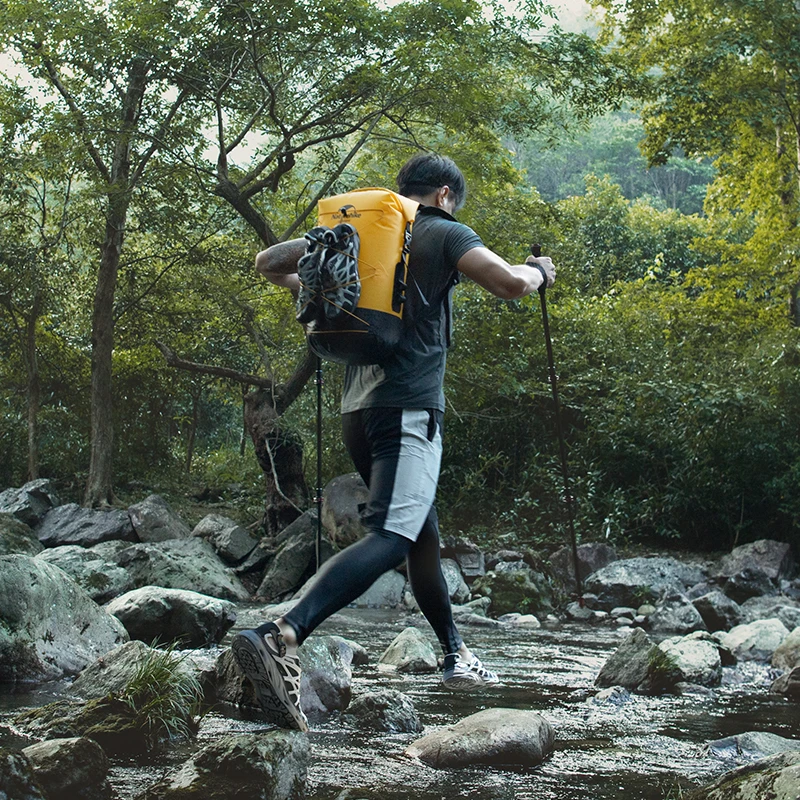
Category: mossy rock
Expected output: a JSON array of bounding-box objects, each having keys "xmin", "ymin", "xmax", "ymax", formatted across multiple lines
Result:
[{"xmin": 472, "ymin": 567, "xmax": 553, "ymax": 617}]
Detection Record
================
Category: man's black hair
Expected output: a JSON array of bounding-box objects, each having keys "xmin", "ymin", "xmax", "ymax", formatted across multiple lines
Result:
[{"xmin": 396, "ymin": 153, "xmax": 467, "ymax": 211}]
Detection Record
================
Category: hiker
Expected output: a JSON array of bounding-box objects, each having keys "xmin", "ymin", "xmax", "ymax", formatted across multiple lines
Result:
[{"xmin": 233, "ymin": 153, "xmax": 556, "ymax": 731}]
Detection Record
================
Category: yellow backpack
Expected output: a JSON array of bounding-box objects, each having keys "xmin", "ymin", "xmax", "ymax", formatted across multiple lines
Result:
[{"xmin": 296, "ymin": 188, "xmax": 419, "ymax": 365}]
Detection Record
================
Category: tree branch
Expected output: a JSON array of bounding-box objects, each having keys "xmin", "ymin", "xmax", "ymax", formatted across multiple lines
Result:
[{"xmin": 155, "ymin": 341, "xmax": 275, "ymax": 388}]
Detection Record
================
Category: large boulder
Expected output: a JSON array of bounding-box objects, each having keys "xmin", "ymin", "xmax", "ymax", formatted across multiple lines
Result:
[
  {"xmin": 472, "ymin": 564, "xmax": 553, "ymax": 617},
  {"xmin": 648, "ymin": 591, "xmax": 707, "ymax": 634},
  {"xmin": 440, "ymin": 537, "xmax": 485, "ymax": 580},
  {"xmin": 0, "ymin": 748, "xmax": 46, "ymax": 800},
  {"xmin": 298, "ymin": 636, "xmax": 353, "ymax": 719},
  {"xmin": 0, "ymin": 555, "xmax": 128, "ymax": 683},
  {"xmin": 105, "ymin": 586, "xmax": 237, "ymax": 647},
  {"xmin": 549, "ymin": 542, "xmax": 617, "ymax": 589},
  {"xmin": 772, "ymin": 627, "xmax": 800, "ymax": 671},
  {"xmin": 346, "ymin": 689, "xmax": 422, "ymax": 733},
  {"xmin": 69, "ymin": 641, "xmax": 159, "ymax": 699},
  {"xmin": 692, "ymin": 590, "xmax": 745, "ymax": 632},
  {"xmin": 256, "ymin": 511, "xmax": 319, "ymax": 602},
  {"xmin": 133, "ymin": 732, "xmax": 308, "ymax": 800},
  {"xmin": 740, "ymin": 596, "xmax": 800, "ymax": 630},
  {"xmin": 0, "ymin": 513, "xmax": 43, "ymax": 556},
  {"xmin": 321, "ymin": 472, "xmax": 368, "ymax": 548},
  {"xmin": 685, "ymin": 752, "xmax": 800, "ymax": 800},
  {"xmin": 716, "ymin": 540, "xmax": 795, "ymax": 603},
  {"xmin": 595, "ymin": 628, "xmax": 681, "ymax": 694},
  {"xmin": 36, "ymin": 503, "xmax": 136, "ymax": 548},
  {"xmin": 440, "ymin": 558, "xmax": 470, "ymax": 604},
  {"xmin": 22, "ymin": 737, "xmax": 112, "ymax": 800},
  {"xmin": 717, "ymin": 619, "xmax": 790, "ymax": 662},
  {"xmin": 352, "ymin": 569, "xmax": 406, "ymax": 608},
  {"xmin": 771, "ymin": 666, "xmax": 800, "ymax": 700},
  {"xmin": 405, "ymin": 708, "xmax": 554, "ymax": 768},
  {"xmin": 657, "ymin": 632, "xmax": 722, "ymax": 687},
  {"xmin": 0, "ymin": 479, "xmax": 59, "ymax": 527},
  {"xmin": 709, "ymin": 731, "xmax": 800, "ymax": 763},
  {"xmin": 191, "ymin": 514, "xmax": 259, "ymax": 564},
  {"xmin": 377, "ymin": 627, "xmax": 437, "ymax": 674},
  {"xmin": 127, "ymin": 495, "xmax": 192, "ymax": 542},
  {"xmin": 583, "ymin": 557, "xmax": 705, "ymax": 611}
]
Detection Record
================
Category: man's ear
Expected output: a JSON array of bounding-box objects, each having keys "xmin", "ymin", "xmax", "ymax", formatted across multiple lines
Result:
[{"xmin": 437, "ymin": 185, "xmax": 451, "ymax": 207}]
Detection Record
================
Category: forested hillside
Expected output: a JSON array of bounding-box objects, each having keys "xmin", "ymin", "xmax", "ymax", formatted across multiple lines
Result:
[{"xmin": 1, "ymin": 0, "xmax": 798, "ymax": 554}]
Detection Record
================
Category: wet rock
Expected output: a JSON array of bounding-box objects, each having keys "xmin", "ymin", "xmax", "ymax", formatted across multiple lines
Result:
[
  {"xmin": 590, "ymin": 686, "xmax": 631, "ymax": 706},
  {"xmin": 22, "ymin": 736, "xmax": 112, "ymax": 800},
  {"xmin": 472, "ymin": 565, "xmax": 553, "ymax": 617},
  {"xmin": 649, "ymin": 592, "xmax": 707, "ymax": 634},
  {"xmin": 378, "ymin": 627, "xmax": 437, "ymax": 674},
  {"xmin": 441, "ymin": 537, "xmax": 485, "ymax": 579},
  {"xmin": 299, "ymin": 636, "xmax": 353, "ymax": 718},
  {"xmin": 771, "ymin": 666, "xmax": 800, "ymax": 700},
  {"xmin": 708, "ymin": 731, "xmax": 800, "ymax": 763},
  {"xmin": 328, "ymin": 635, "xmax": 368, "ymax": 666},
  {"xmin": 440, "ymin": 558, "xmax": 470, "ymax": 604},
  {"xmin": 212, "ymin": 648, "xmax": 257, "ymax": 708},
  {"xmin": 352, "ymin": 569, "xmax": 405, "ymax": 608},
  {"xmin": 36, "ymin": 503, "xmax": 136, "ymax": 548},
  {"xmin": 717, "ymin": 619, "xmax": 790, "ymax": 662},
  {"xmin": 134, "ymin": 732, "xmax": 308, "ymax": 800},
  {"xmin": 685, "ymin": 751, "xmax": 800, "ymax": 800},
  {"xmin": 128, "ymin": 495, "xmax": 192, "ymax": 542},
  {"xmin": 70, "ymin": 641, "xmax": 158, "ymax": 699},
  {"xmin": 549, "ymin": 542, "xmax": 617, "ymax": 589},
  {"xmin": 0, "ymin": 555, "xmax": 128, "ymax": 683},
  {"xmin": 658, "ymin": 632, "xmax": 722, "ymax": 687},
  {"xmin": 693, "ymin": 591, "xmax": 745, "ymax": 632},
  {"xmin": 0, "ymin": 479, "xmax": 59, "ymax": 527},
  {"xmin": 234, "ymin": 538, "xmax": 274, "ymax": 575},
  {"xmin": 583, "ymin": 557, "xmax": 705, "ymax": 611},
  {"xmin": 772, "ymin": 627, "xmax": 800, "ymax": 671},
  {"xmin": 105, "ymin": 586, "xmax": 237, "ymax": 647},
  {"xmin": 321, "ymin": 472, "xmax": 368, "ymax": 549},
  {"xmin": 740, "ymin": 596, "xmax": 800, "ymax": 630},
  {"xmin": 566, "ymin": 602, "xmax": 605, "ymax": 623},
  {"xmin": 595, "ymin": 628, "xmax": 681, "ymax": 694},
  {"xmin": 346, "ymin": 689, "xmax": 423, "ymax": 733},
  {"xmin": 716, "ymin": 540, "xmax": 795, "ymax": 602},
  {"xmin": 0, "ymin": 747, "xmax": 46, "ymax": 800},
  {"xmin": 0, "ymin": 513, "xmax": 42, "ymax": 556},
  {"xmin": 405, "ymin": 708, "xmax": 554, "ymax": 768},
  {"xmin": 721, "ymin": 568, "xmax": 778, "ymax": 603},
  {"xmin": 191, "ymin": 514, "xmax": 260, "ymax": 564},
  {"xmin": 498, "ymin": 613, "xmax": 541, "ymax": 629},
  {"xmin": 35, "ymin": 541, "xmax": 134, "ymax": 602}
]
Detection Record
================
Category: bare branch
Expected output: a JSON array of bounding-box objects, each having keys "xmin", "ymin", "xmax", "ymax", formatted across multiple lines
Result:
[{"xmin": 155, "ymin": 341, "xmax": 275, "ymax": 388}]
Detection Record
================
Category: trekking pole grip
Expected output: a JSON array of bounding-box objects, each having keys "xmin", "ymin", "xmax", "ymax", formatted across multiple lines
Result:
[{"xmin": 530, "ymin": 243, "xmax": 547, "ymax": 293}]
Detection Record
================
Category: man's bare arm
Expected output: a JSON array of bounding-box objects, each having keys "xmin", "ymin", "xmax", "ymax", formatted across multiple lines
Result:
[
  {"xmin": 255, "ymin": 238, "xmax": 306, "ymax": 295},
  {"xmin": 456, "ymin": 246, "xmax": 555, "ymax": 300}
]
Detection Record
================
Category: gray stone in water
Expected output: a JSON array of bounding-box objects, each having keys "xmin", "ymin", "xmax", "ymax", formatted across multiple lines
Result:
[
  {"xmin": 472, "ymin": 565, "xmax": 553, "ymax": 617},
  {"xmin": 498, "ymin": 613, "xmax": 542, "ymax": 629},
  {"xmin": 771, "ymin": 666, "xmax": 800, "ymax": 700},
  {"xmin": 772, "ymin": 627, "xmax": 800, "ymax": 671},
  {"xmin": 133, "ymin": 732, "xmax": 309, "ymax": 800},
  {"xmin": 321, "ymin": 472, "xmax": 368, "ymax": 549},
  {"xmin": 708, "ymin": 731, "xmax": 800, "ymax": 763},
  {"xmin": 327, "ymin": 635, "xmax": 369, "ymax": 666},
  {"xmin": 0, "ymin": 747, "xmax": 46, "ymax": 800},
  {"xmin": 740, "ymin": 596, "xmax": 800, "ymax": 631},
  {"xmin": 191, "ymin": 513, "xmax": 259, "ymax": 564},
  {"xmin": 405, "ymin": 708, "xmax": 554, "ymax": 768},
  {"xmin": 36, "ymin": 503, "xmax": 136, "ymax": 548},
  {"xmin": 256, "ymin": 511, "xmax": 319, "ymax": 602},
  {"xmin": 549, "ymin": 542, "xmax": 617, "ymax": 587},
  {"xmin": 378, "ymin": 626, "xmax": 437, "ymax": 674},
  {"xmin": 299, "ymin": 636, "xmax": 353, "ymax": 718},
  {"xmin": 718, "ymin": 619, "xmax": 790, "ymax": 662},
  {"xmin": 347, "ymin": 689, "xmax": 423, "ymax": 733},
  {"xmin": 22, "ymin": 737, "xmax": 112, "ymax": 800},
  {"xmin": 0, "ymin": 555, "xmax": 128, "ymax": 683},
  {"xmin": 0, "ymin": 479, "xmax": 59, "ymax": 527},
  {"xmin": 717, "ymin": 539, "xmax": 795, "ymax": 583},
  {"xmin": 69, "ymin": 640, "xmax": 156, "ymax": 699},
  {"xmin": 352, "ymin": 569, "xmax": 406, "ymax": 608},
  {"xmin": 127, "ymin": 494, "xmax": 192, "ymax": 542},
  {"xmin": 440, "ymin": 557, "xmax": 471, "ymax": 604},
  {"xmin": 649, "ymin": 591, "xmax": 707, "ymax": 634},
  {"xmin": 583, "ymin": 557, "xmax": 705, "ymax": 611},
  {"xmin": 685, "ymin": 751, "xmax": 800, "ymax": 800},
  {"xmin": 0, "ymin": 513, "xmax": 43, "ymax": 556},
  {"xmin": 693, "ymin": 590, "xmax": 745, "ymax": 632},
  {"xmin": 595, "ymin": 628, "xmax": 681, "ymax": 694},
  {"xmin": 658, "ymin": 631, "xmax": 722, "ymax": 687},
  {"xmin": 590, "ymin": 686, "xmax": 631, "ymax": 706},
  {"xmin": 105, "ymin": 586, "xmax": 237, "ymax": 647}
]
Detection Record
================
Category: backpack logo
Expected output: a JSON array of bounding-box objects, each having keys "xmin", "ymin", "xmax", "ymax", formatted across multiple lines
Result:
[{"xmin": 333, "ymin": 204, "xmax": 361, "ymax": 220}]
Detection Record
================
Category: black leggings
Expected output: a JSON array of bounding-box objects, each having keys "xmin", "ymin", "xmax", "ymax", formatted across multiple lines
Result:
[{"xmin": 282, "ymin": 409, "xmax": 463, "ymax": 655}]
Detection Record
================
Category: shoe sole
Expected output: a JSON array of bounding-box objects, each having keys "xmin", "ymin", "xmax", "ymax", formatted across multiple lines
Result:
[
  {"xmin": 442, "ymin": 673, "xmax": 501, "ymax": 692},
  {"xmin": 231, "ymin": 630, "xmax": 309, "ymax": 732}
]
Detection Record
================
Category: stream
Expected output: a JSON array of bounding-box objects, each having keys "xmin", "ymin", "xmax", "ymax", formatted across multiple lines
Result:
[{"xmin": 2, "ymin": 605, "xmax": 797, "ymax": 799}]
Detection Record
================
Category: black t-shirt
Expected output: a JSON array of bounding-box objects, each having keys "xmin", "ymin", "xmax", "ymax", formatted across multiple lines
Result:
[{"xmin": 341, "ymin": 206, "xmax": 483, "ymax": 413}]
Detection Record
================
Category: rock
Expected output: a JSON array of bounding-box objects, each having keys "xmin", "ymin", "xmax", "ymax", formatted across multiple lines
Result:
[
  {"xmin": 299, "ymin": 636, "xmax": 353, "ymax": 718},
  {"xmin": 595, "ymin": 628, "xmax": 681, "ymax": 694},
  {"xmin": 740, "ymin": 596, "xmax": 800, "ymax": 630},
  {"xmin": 722, "ymin": 568, "xmax": 779, "ymax": 603},
  {"xmin": 693, "ymin": 591, "xmax": 745, "ymax": 632},
  {"xmin": 134, "ymin": 732, "xmax": 308, "ymax": 800},
  {"xmin": 36, "ymin": 541, "xmax": 134, "ymax": 602},
  {"xmin": 566, "ymin": 602, "xmax": 600, "ymax": 622},
  {"xmin": 772, "ymin": 627, "xmax": 800, "ymax": 671},
  {"xmin": 405, "ymin": 708, "xmax": 554, "ymax": 768},
  {"xmin": 257, "ymin": 511, "xmax": 320, "ymax": 602},
  {"xmin": 321, "ymin": 472, "xmax": 368, "ymax": 548},
  {"xmin": 36, "ymin": 503, "xmax": 136, "ymax": 548},
  {"xmin": 352, "ymin": 569, "xmax": 406, "ymax": 608},
  {"xmin": 717, "ymin": 539, "xmax": 795, "ymax": 586},
  {"xmin": 0, "ymin": 513, "xmax": 43, "ymax": 556},
  {"xmin": 649, "ymin": 592, "xmax": 707, "ymax": 634},
  {"xmin": 0, "ymin": 479, "xmax": 59, "ymax": 527},
  {"xmin": 0, "ymin": 748, "xmax": 46, "ymax": 800},
  {"xmin": 22, "ymin": 737, "xmax": 112, "ymax": 800},
  {"xmin": 378, "ymin": 627, "xmax": 437, "ymax": 674},
  {"xmin": 583, "ymin": 557, "xmax": 705, "ymax": 611},
  {"xmin": 346, "ymin": 689, "xmax": 423, "ymax": 733},
  {"xmin": 708, "ymin": 731, "xmax": 800, "ymax": 762},
  {"xmin": 234, "ymin": 538, "xmax": 274, "ymax": 575},
  {"xmin": 191, "ymin": 514, "xmax": 259, "ymax": 564},
  {"xmin": 330, "ymin": 636, "xmax": 369, "ymax": 666},
  {"xmin": 611, "ymin": 607, "xmax": 638, "ymax": 619},
  {"xmin": 115, "ymin": 538, "xmax": 251, "ymax": 601},
  {"xmin": 472, "ymin": 566, "xmax": 553, "ymax": 617},
  {"xmin": 105, "ymin": 586, "xmax": 237, "ymax": 647},
  {"xmin": 771, "ymin": 666, "xmax": 800, "ymax": 700},
  {"xmin": 685, "ymin": 752, "xmax": 800, "ymax": 800},
  {"xmin": 441, "ymin": 537, "xmax": 485, "ymax": 579},
  {"xmin": 549, "ymin": 542, "xmax": 617, "ymax": 588},
  {"xmin": 70, "ymin": 641, "xmax": 158, "ymax": 699},
  {"xmin": 127, "ymin": 494, "xmax": 192, "ymax": 542},
  {"xmin": 718, "ymin": 619, "xmax": 790, "ymax": 662},
  {"xmin": 0, "ymin": 555, "xmax": 128, "ymax": 683},
  {"xmin": 590, "ymin": 686, "xmax": 631, "ymax": 706},
  {"xmin": 498, "ymin": 613, "xmax": 541, "ymax": 629},
  {"xmin": 212, "ymin": 648, "xmax": 257, "ymax": 708},
  {"xmin": 658, "ymin": 632, "xmax": 722, "ymax": 686},
  {"xmin": 440, "ymin": 558, "xmax": 470, "ymax": 604},
  {"xmin": 486, "ymin": 549, "xmax": 524, "ymax": 569}
]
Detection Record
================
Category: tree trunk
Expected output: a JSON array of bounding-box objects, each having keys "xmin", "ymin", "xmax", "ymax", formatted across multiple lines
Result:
[
  {"xmin": 25, "ymin": 292, "xmax": 41, "ymax": 481},
  {"xmin": 186, "ymin": 389, "xmax": 200, "ymax": 474},
  {"xmin": 244, "ymin": 388, "xmax": 308, "ymax": 536}
]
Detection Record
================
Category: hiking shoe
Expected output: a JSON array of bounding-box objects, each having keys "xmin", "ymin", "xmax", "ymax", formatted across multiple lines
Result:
[
  {"xmin": 231, "ymin": 622, "xmax": 309, "ymax": 732},
  {"xmin": 442, "ymin": 652, "xmax": 500, "ymax": 690},
  {"xmin": 320, "ymin": 223, "xmax": 360, "ymax": 320},
  {"xmin": 296, "ymin": 227, "xmax": 331, "ymax": 324}
]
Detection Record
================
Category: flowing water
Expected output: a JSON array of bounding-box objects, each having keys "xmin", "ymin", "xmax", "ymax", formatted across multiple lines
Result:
[{"xmin": 2, "ymin": 605, "xmax": 798, "ymax": 799}]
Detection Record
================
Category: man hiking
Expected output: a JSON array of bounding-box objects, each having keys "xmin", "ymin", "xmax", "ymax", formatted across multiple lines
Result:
[{"xmin": 233, "ymin": 153, "xmax": 556, "ymax": 731}]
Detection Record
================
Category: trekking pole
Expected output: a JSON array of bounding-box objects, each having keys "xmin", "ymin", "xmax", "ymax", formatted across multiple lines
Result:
[
  {"xmin": 532, "ymin": 244, "xmax": 583, "ymax": 601},
  {"xmin": 314, "ymin": 355, "xmax": 323, "ymax": 572}
]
